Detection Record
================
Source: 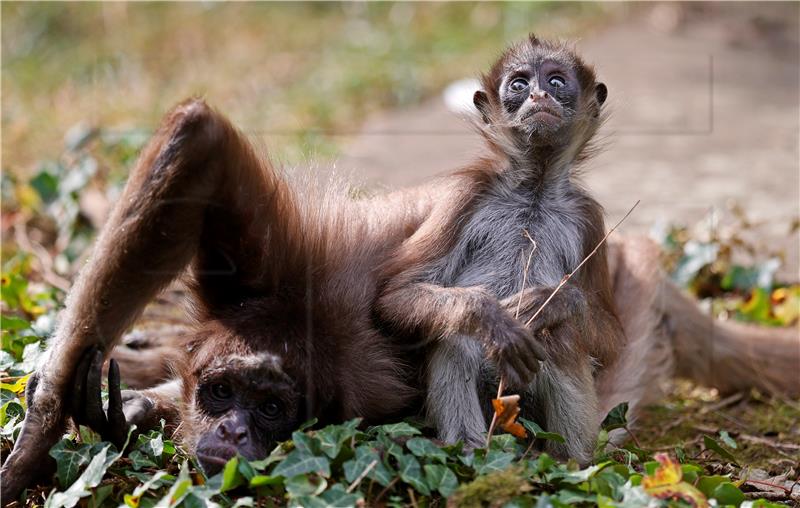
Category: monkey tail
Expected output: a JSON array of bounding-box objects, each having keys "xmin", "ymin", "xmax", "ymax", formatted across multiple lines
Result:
[
  {"xmin": 597, "ymin": 235, "xmax": 799, "ymax": 425},
  {"xmin": 659, "ymin": 280, "xmax": 800, "ymax": 396}
]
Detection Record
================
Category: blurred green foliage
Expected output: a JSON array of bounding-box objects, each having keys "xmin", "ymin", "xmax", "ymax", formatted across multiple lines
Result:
[{"xmin": 2, "ymin": 2, "xmax": 613, "ymax": 171}]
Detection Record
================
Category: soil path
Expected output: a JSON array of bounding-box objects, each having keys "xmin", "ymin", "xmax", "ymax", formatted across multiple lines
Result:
[{"xmin": 334, "ymin": 3, "xmax": 800, "ymax": 277}]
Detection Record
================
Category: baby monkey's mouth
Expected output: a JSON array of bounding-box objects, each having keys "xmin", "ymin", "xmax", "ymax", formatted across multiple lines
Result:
[{"xmin": 526, "ymin": 105, "xmax": 562, "ymax": 120}]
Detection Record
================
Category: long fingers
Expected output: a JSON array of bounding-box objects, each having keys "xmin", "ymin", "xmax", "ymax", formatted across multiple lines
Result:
[
  {"xmin": 70, "ymin": 346, "xmax": 97, "ymax": 426},
  {"xmin": 106, "ymin": 359, "xmax": 128, "ymax": 448},
  {"xmin": 84, "ymin": 349, "xmax": 107, "ymax": 431}
]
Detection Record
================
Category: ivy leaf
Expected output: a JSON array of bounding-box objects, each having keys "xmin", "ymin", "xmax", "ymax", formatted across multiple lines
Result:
[
  {"xmin": 291, "ymin": 431, "xmax": 322, "ymax": 456},
  {"xmin": 285, "ymin": 474, "xmax": 327, "ymax": 497},
  {"xmin": 316, "ymin": 419, "xmax": 360, "ymax": 459},
  {"xmin": 424, "ymin": 464, "xmax": 458, "ymax": 497},
  {"xmin": 519, "ymin": 418, "xmax": 565, "ymax": 443},
  {"xmin": 49, "ymin": 440, "xmax": 92, "ymax": 488},
  {"xmin": 406, "ymin": 437, "xmax": 448, "ymax": 464},
  {"xmin": 372, "ymin": 422, "xmax": 421, "ymax": 438},
  {"xmin": 128, "ymin": 450, "xmax": 159, "ymax": 471},
  {"xmin": 45, "ymin": 444, "xmax": 115, "ymax": 508},
  {"xmin": 342, "ymin": 446, "xmax": 394, "ymax": 487},
  {"xmin": 122, "ymin": 471, "xmax": 169, "ymax": 508},
  {"xmin": 153, "ymin": 460, "xmax": 192, "ymax": 508},
  {"xmin": 273, "ymin": 449, "xmax": 331, "ymax": 478},
  {"xmin": 397, "ymin": 454, "xmax": 430, "ymax": 495},
  {"xmin": 601, "ymin": 402, "xmax": 629, "ymax": 431},
  {"xmin": 703, "ymin": 435, "xmax": 738, "ymax": 465},
  {"xmin": 473, "ymin": 449, "xmax": 515, "ymax": 475},
  {"xmin": 319, "ymin": 484, "xmax": 363, "ymax": 506}
]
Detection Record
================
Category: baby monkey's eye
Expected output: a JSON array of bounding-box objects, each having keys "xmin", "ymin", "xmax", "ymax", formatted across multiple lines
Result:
[
  {"xmin": 508, "ymin": 78, "xmax": 529, "ymax": 92},
  {"xmin": 548, "ymin": 76, "xmax": 566, "ymax": 88}
]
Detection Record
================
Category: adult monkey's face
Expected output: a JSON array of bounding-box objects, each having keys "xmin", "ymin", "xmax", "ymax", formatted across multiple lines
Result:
[{"xmin": 186, "ymin": 350, "xmax": 302, "ymax": 476}]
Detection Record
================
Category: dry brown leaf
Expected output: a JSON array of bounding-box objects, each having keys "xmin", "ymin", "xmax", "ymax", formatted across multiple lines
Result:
[{"xmin": 491, "ymin": 394, "xmax": 527, "ymax": 439}]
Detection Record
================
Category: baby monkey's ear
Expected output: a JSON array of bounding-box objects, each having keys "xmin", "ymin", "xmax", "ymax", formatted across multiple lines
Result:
[
  {"xmin": 595, "ymin": 83, "xmax": 608, "ymax": 105},
  {"xmin": 473, "ymin": 90, "xmax": 491, "ymax": 124}
]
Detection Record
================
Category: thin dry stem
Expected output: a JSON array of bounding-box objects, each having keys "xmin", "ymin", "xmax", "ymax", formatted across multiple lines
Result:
[
  {"xmin": 485, "ymin": 378, "xmax": 506, "ymax": 447},
  {"xmin": 524, "ymin": 200, "xmax": 640, "ymax": 328},
  {"xmin": 347, "ymin": 459, "xmax": 377, "ymax": 493},
  {"xmin": 514, "ymin": 231, "xmax": 537, "ymax": 320}
]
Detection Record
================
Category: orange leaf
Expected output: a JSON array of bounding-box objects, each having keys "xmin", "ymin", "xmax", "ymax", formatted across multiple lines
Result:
[
  {"xmin": 643, "ymin": 453, "xmax": 709, "ymax": 508},
  {"xmin": 491, "ymin": 394, "xmax": 528, "ymax": 439}
]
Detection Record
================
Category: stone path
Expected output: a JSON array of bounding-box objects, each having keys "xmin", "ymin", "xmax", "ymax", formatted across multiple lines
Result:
[{"xmin": 332, "ymin": 3, "xmax": 800, "ymax": 278}]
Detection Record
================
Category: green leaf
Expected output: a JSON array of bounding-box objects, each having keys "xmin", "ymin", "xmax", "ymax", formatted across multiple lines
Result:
[
  {"xmin": 123, "ymin": 471, "xmax": 169, "ymax": 507},
  {"xmin": 703, "ymin": 435, "xmax": 738, "ymax": 465},
  {"xmin": 424, "ymin": 464, "xmax": 458, "ymax": 497},
  {"xmin": 285, "ymin": 474, "xmax": 327, "ymax": 497},
  {"xmin": 712, "ymin": 482, "xmax": 745, "ymax": 506},
  {"xmin": 342, "ymin": 446, "xmax": 394, "ymax": 487},
  {"xmin": 697, "ymin": 475, "xmax": 728, "ymax": 496},
  {"xmin": 488, "ymin": 433, "xmax": 522, "ymax": 453},
  {"xmin": 601, "ymin": 402, "xmax": 629, "ymax": 431},
  {"xmin": 316, "ymin": 419, "xmax": 360, "ymax": 459},
  {"xmin": 473, "ymin": 449, "xmax": 515, "ymax": 475},
  {"xmin": 519, "ymin": 418, "xmax": 565, "ymax": 443},
  {"xmin": 297, "ymin": 417, "xmax": 319, "ymax": 432},
  {"xmin": 292, "ymin": 431, "xmax": 322, "ymax": 455},
  {"xmin": 30, "ymin": 168, "xmax": 59, "ymax": 204},
  {"xmin": 319, "ymin": 484, "xmax": 362, "ymax": 507},
  {"xmin": 249, "ymin": 475, "xmax": 283, "ymax": 488},
  {"xmin": 128, "ymin": 450, "xmax": 159, "ymax": 471},
  {"xmin": 396, "ymin": 454, "xmax": 430, "ymax": 495},
  {"xmin": 406, "ymin": 437, "xmax": 448, "ymax": 464},
  {"xmin": 372, "ymin": 422, "xmax": 421, "ymax": 438},
  {"xmin": 273, "ymin": 449, "xmax": 331, "ymax": 478},
  {"xmin": 220, "ymin": 456, "xmax": 245, "ymax": 492},
  {"xmin": 48, "ymin": 439, "xmax": 92, "ymax": 487},
  {"xmin": 153, "ymin": 460, "xmax": 192, "ymax": 507},
  {"xmin": 0, "ymin": 401, "xmax": 24, "ymax": 427},
  {"xmin": 45, "ymin": 444, "xmax": 114, "ymax": 508}
]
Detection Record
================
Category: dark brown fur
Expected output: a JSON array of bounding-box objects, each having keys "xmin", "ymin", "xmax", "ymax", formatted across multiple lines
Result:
[{"xmin": 2, "ymin": 35, "xmax": 797, "ymax": 503}]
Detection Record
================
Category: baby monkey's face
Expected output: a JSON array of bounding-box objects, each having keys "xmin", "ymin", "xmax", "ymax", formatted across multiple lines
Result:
[{"xmin": 499, "ymin": 57, "xmax": 582, "ymax": 142}]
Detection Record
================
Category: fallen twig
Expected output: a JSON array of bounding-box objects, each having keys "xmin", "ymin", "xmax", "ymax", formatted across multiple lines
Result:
[
  {"xmin": 347, "ymin": 459, "xmax": 378, "ymax": 493},
  {"xmin": 525, "ymin": 200, "xmax": 640, "ymax": 328},
  {"xmin": 485, "ymin": 378, "xmax": 506, "ymax": 447}
]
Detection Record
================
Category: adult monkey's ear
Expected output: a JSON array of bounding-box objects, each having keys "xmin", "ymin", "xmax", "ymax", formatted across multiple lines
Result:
[
  {"xmin": 595, "ymin": 83, "xmax": 608, "ymax": 105},
  {"xmin": 473, "ymin": 90, "xmax": 491, "ymax": 124}
]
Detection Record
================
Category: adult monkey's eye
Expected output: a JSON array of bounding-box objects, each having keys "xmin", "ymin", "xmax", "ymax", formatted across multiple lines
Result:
[
  {"xmin": 509, "ymin": 77, "xmax": 529, "ymax": 92},
  {"xmin": 261, "ymin": 401, "xmax": 281, "ymax": 419},
  {"xmin": 548, "ymin": 76, "xmax": 566, "ymax": 88},
  {"xmin": 210, "ymin": 382, "xmax": 233, "ymax": 400}
]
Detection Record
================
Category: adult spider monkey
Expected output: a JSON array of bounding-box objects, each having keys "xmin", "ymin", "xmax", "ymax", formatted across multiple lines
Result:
[{"xmin": 2, "ymin": 34, "xmax": 798, "ymax": 503}]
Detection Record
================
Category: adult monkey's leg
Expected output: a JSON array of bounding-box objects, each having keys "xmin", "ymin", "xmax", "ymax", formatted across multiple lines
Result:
[{"xmin": 1, "ymin": 99, "xmax": 299, "ymax": 502}]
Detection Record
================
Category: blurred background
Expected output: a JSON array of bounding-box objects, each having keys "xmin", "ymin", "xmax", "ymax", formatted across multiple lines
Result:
[
  {"xmin": 1, "ymin": 1, "xmax": 798, "ymax": 310},
  {"xmin": 1, "ymin": 2, "xmax": 799, "ymax": 484}
]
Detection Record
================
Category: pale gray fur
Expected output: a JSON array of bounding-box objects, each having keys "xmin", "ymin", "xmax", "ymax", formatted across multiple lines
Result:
[
  {"xmin": 423, "ymin": 164, "xmax": 594, "ymax": 450},
  {"xmin": 426, "ymin": 334, "xmax": 488, "ymax": 449},
  {"xmin": 526, "ymin": 361, "xmax": 599, "ymax": 463}
]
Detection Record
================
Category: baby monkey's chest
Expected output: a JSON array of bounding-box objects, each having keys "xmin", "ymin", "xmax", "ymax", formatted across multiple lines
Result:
[{"xmin": 446, "ymin": 201, "xmax": 584, "ymax": 295}]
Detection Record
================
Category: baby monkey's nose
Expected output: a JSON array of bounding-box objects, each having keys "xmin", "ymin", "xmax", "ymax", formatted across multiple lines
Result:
[{"xmin": 530, "ymin": 89, "xmax": 551, "ymax": 101}]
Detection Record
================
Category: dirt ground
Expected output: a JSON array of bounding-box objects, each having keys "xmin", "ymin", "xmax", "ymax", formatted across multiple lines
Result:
[{"xmin": 301, "ymin": 2, "xmax": 799, "ymax": 279}]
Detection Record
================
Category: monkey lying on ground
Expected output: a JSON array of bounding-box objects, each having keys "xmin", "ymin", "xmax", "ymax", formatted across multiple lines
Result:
[{"xmin": 2, "ymin": 34, "xmax": 798, "ymax": 503}]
